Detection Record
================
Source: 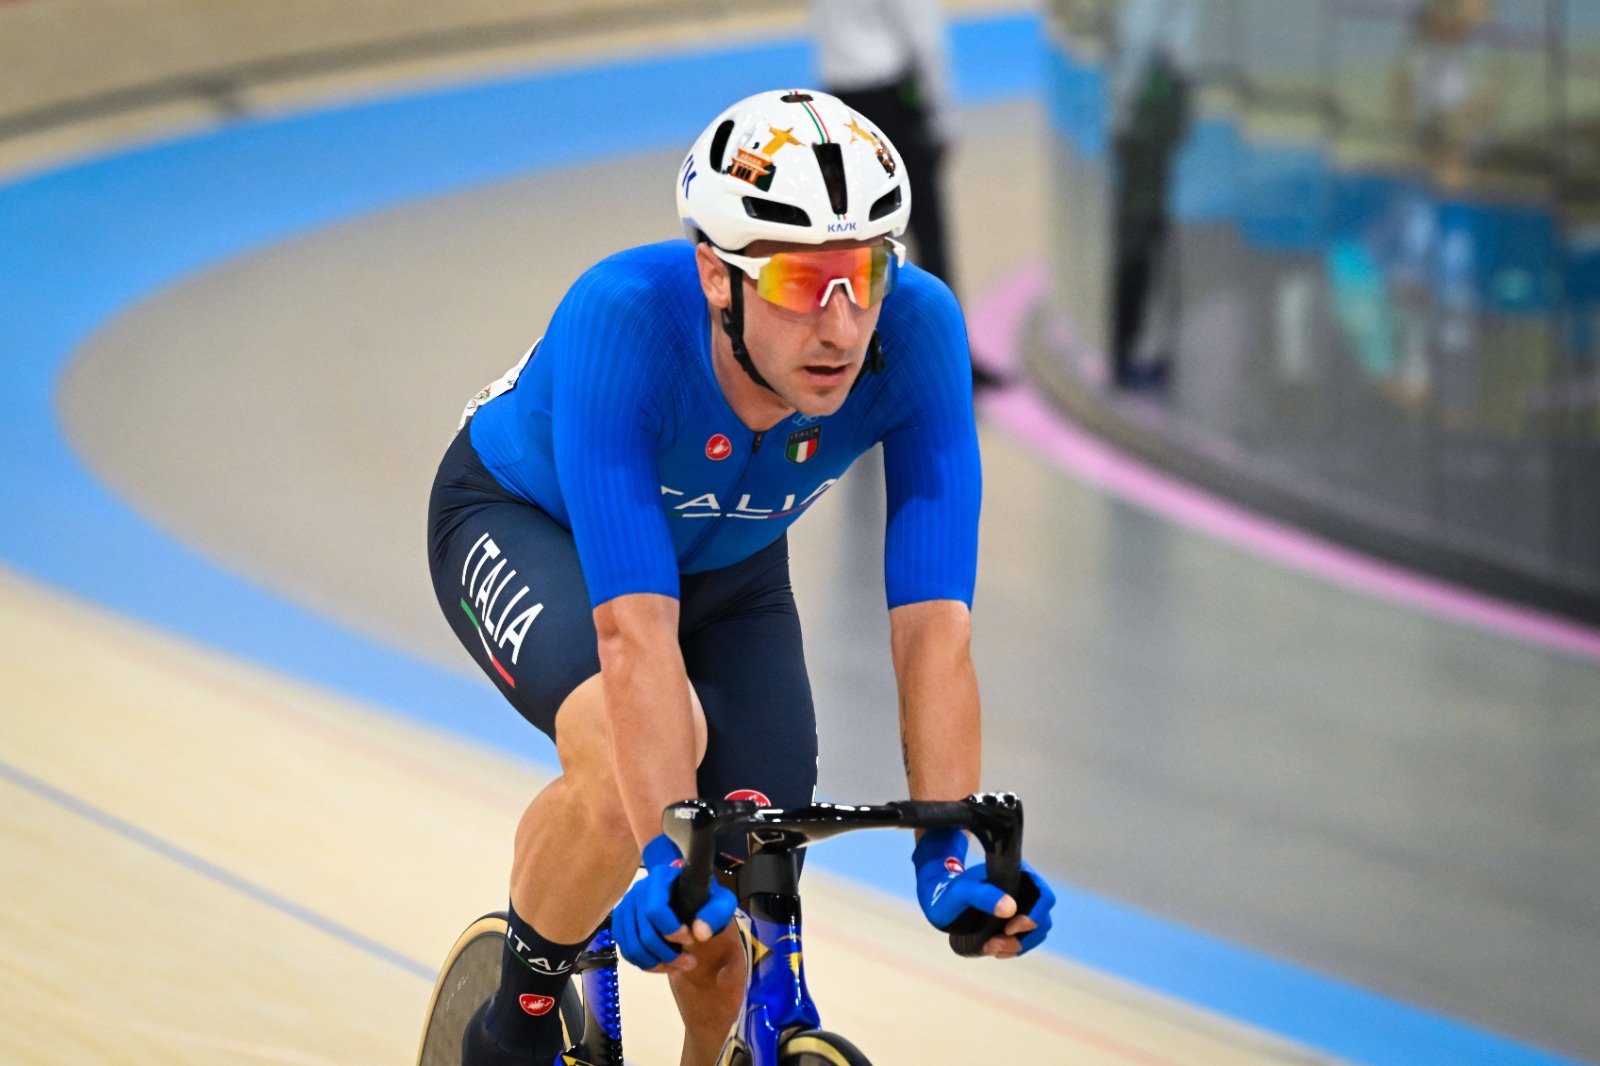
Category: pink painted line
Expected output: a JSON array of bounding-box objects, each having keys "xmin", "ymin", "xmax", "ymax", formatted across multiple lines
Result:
[{"xmin": 968, "ymin": 262, "xmax": 1600, "ymax": 664}]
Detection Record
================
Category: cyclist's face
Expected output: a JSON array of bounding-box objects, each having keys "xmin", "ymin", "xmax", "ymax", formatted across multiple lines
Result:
[{"xmin": 703, "ymin": 237, "xmax": 887, "ymax": 419}]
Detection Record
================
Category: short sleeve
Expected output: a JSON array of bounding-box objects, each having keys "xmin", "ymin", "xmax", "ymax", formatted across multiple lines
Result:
[
  {"xmin": 879, "ymin": 275, "xmax": 982, "ymax": 608},
  {"xmin": 548, "ymin": 268, "xmax": 681, "ymax": 607}
]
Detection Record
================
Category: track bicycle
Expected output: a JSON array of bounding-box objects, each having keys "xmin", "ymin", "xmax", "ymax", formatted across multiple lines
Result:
[{"xmin": 417, "ymin": 791, "xmax": 1036, "ymax": 1066}]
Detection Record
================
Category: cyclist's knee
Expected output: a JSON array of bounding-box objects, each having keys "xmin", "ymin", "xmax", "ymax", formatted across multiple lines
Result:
[
  {"xmin": 548, "ymin": 675, "xmax": 709, "ymax": 848},
  {"xmin": 553, "ymin": 672, "xmax": 710, "ymax": 782},
  {"xmin": 690, "ymin": 684, "xmax": 708, "ymax": 765},
  {"xmin": 552, "ymin": 674, "xmax": 609, "ymax": 776},
  {"xmin": 544, "ymin": 678, "xmax": 628, "ymax": 843}
]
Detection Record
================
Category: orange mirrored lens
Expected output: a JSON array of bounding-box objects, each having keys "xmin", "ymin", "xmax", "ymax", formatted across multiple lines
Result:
[{"xmin": 754, "ymin": 246, "xmax": 895, "ymax": 312}]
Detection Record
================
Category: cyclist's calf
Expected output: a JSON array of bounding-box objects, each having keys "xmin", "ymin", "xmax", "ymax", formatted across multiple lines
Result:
[{"xmin": 669, "ymin": 924, "xmax": 746, "ymax": 1065}]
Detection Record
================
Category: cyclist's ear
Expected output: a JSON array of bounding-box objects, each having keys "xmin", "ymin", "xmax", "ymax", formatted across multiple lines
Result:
[{"xmin": 694, "ymin": 241, "xmax": 734, "ymax": 311}]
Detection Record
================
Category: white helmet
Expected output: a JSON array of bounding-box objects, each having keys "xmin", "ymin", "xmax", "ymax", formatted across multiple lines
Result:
[{"xmin": 677, "ymin": 88, "xmax": 912, "ymax": 250}]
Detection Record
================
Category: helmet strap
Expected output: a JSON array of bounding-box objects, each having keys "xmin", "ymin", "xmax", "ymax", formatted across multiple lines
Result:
[
  {"xmin": 849, "ymin": 331, "xmax": 885, "ymax": 394},
  {"xmin": 722, "ymin": 273, "xmax": 779, "ymax": 394}
]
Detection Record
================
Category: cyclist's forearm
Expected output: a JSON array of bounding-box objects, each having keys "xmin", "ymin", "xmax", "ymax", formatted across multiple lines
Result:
[
  {"xmin": 889, "ymin": 599, "xmax": 982, "ymax": 801},
  {"xmin": 594, "ymin": 593, "xmax": 700, "ymax": 849},
  {"xmin": 899, "ymin": 661, "xmax": 981, "ymax": 800}
]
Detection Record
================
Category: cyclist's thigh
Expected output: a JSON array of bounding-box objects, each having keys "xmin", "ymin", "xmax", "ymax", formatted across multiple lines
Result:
[
  {"xmin": 428, "ymin": 430, "xmax": 598, "ymax": 739},
  {"xmin": 679, "ymin": 536, "xmax": 818, "ymax": 815}
]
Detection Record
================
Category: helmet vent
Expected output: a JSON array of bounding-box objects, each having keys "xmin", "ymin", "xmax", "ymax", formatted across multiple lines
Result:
[
  {"xmin": 781, "ymin": 91, "xmax": 815, "ymax": 104},
  {"xmin": 742, "ymin": 196, "xmax": 811, "ymax": 228},
  {"xmin": 868, "ymin": 187, "xmax": 903, "ymax": 221},
  {"xmin": 708, "ymin": 119, "xmax": 735, "ymax": 173},
  {"xmin": 811, "ymin": 142, "xmax": 849, "ymax": 216}
]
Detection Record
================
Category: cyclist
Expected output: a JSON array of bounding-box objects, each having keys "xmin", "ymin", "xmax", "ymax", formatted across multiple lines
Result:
[{"xmin": 427, "ymin": 88, "xmax": 1057, "ymax": 1066}]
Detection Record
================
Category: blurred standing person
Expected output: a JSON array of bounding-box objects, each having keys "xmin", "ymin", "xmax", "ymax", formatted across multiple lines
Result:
[
  {"xmin": 813, "ymin": 0, "xmax": 955, "ymax": 290},
  {"xmin": 1385, "ymin": 0, "xmax": 1499, "ymax": 421},
  {"xmin": 813, "ymin": 0, "xmax": 1005, "ymax": 390},
  {"xmin": 1109, "ymin": 0, "xmax": 1194, "ymax": 389},
  {"xmin": 1392, "ymin": 0, "xmax": 1498, "ymax": 190}
]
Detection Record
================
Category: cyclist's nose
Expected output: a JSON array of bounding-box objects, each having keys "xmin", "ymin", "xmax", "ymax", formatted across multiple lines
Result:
[{"xmin": 816, "ymin": 285, "xmax": 862, "ymax": 350}]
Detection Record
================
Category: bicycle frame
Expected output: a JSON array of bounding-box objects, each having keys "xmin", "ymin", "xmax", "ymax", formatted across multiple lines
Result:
[
  {"xmin": 664, "ymin": 792, "xmax": 1028, "ymax": 1066},
  {"xmin": 729, "ymin": 851, "xmax": 820, "ymax": 1065}
]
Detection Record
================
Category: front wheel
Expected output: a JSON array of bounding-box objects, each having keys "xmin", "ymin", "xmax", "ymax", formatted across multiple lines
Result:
[{"xmin": 778, "ymin": 1029, "xmax": 873, "ymax": 1066}]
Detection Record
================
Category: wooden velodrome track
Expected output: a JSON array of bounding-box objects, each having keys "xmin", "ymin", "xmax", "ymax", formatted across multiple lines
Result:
[
  {"xmin": 0, "ymin": 564, "xmax": 1329, "ymax": 1065},
  {"xmin": 4, "ymin": 4, "xmax": 1598, "ymax": 1066}
]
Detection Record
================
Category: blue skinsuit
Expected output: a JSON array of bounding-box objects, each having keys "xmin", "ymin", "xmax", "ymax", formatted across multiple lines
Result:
[{"xmin": 467, "ymin": 240, "xmax": 981, "ymax": 609}]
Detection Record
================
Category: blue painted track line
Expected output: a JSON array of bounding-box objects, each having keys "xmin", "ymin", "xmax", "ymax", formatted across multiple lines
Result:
[
  {"xmin": 0, "ymin": 758, "xmax": 436, "ymax": 981},
  {"xmin": 0, "ymin": 12, "xmax": 1582, "ymax": 1065}
]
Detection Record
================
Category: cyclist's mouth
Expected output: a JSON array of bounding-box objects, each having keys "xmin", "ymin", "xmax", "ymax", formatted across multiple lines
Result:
[{"xmin": 802, "ymin": 364, "xmax": 848, "ymax": 383}]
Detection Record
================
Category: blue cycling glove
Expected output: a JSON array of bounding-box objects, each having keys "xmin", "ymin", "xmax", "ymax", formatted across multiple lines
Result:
[
  {"xmin": 912, "ymin": 828, "xmax": 1056, "ymax": 954},
  {"xmin": 613, "ymin": 834, "xmax": 738, "ymax": 970}
]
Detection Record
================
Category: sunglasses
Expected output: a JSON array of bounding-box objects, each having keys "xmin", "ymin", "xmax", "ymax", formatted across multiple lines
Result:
[{"xmin": 711, "ymin": 238, "xmax": 906, "ymax": 313}]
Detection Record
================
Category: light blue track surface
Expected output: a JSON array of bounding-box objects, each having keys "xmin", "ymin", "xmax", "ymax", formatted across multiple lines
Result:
[{"xmin": 0, "ymin": 14, "xmax": 1581, "ymax": 1066}]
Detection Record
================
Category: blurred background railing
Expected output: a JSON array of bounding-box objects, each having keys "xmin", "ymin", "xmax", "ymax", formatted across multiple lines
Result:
[{"xmin": 1037, "ymin": 0, "xmax": 1600, "ymax": 624}]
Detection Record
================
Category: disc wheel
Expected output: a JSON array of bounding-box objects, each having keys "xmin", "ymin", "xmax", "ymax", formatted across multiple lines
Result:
[
  {"xmin": 416, "ymin": 912, "xmax": 581, "ymax": 1066},
  {"xmin": 778, "ymin": 1029, "xmax": 874, "ymax": 1066}
]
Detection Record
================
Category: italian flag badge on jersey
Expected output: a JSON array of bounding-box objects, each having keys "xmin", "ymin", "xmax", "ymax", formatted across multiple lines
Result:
[{"xmin": 785, "ymin": 425, "xmax": 821, "ymax": 464}]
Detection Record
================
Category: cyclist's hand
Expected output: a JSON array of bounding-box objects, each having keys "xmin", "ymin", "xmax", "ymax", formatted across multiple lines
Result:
[
  {"xmin": 913, "ymin": 828, "xmax": 1057, "ymax": 958},
  {"xmin": 986, "ymin": 865, "xmax": 1055, "ymax": 958},
  {"xmin": 613, "ymin": 835, "xmax": 737, "ymax": 973}
]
